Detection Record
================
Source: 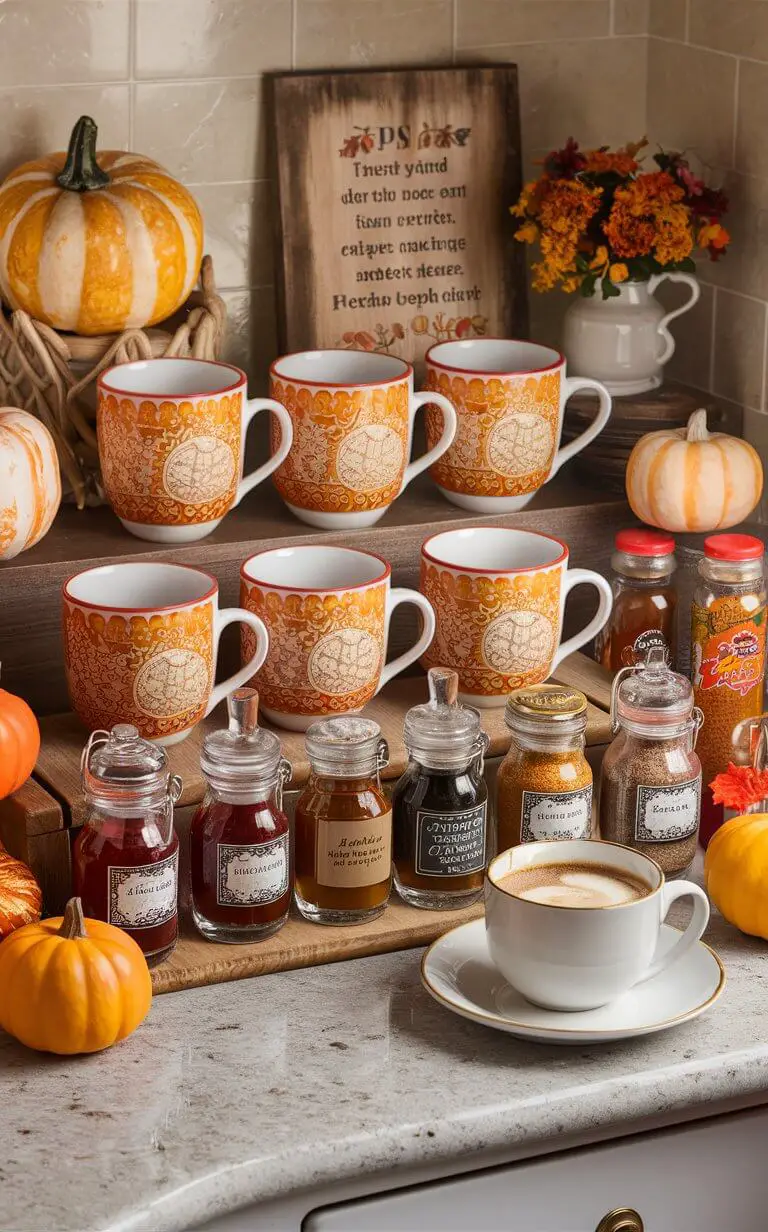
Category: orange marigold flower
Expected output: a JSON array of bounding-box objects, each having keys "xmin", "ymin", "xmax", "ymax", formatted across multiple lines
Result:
[
  {"xmin": 589, "ymin": 245, "xmax": 609, "ymax": 270},
  {"xmin": 609, "ymin": 263, "xmax": 629, "ymax": 283},
  {"xmin": 583, "ymin": 149, "xmax": 640, "ymax": 176},
  {"xmin": 515, "ymin": 221, "xmax": 538, "ymax": 243}
]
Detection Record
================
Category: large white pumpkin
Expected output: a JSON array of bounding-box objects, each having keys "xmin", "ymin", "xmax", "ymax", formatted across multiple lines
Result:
[
  {"xmin": 0, "ymin": 408, "xmax": 61, "ymax": 560},
  {"xmin": 625, "ymin": 409, "xmax": 764, "ymax": 533}
]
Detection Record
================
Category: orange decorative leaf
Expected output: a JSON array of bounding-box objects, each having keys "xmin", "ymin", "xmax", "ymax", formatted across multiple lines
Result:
[{"xmin": 709, "ymin": 763, "xmax": 768, "ymax": 812}]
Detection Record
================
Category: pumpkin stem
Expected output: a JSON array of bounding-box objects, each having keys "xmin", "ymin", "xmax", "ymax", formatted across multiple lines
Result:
[
  {"xmin": 685, "ymin": 408, "xmax": 711, "ymax": 443},
  {"xmin": 56, "ymin": 117, "xmax": 110, "ymax": 193},
  {"xmin": 58, "ymin": 897, "xmax": 87, "ymax": 940}
]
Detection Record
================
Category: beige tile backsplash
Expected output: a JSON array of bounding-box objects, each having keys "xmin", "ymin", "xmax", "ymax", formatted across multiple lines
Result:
[{"xmin": 0, "ymin": 0, "xmax": 764, "ymax": 479}]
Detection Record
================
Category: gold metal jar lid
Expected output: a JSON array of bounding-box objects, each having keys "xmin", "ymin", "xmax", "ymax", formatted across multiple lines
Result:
[{"xmin": 505, "ymin": 683, "xmax": 588, "ymax": 727}]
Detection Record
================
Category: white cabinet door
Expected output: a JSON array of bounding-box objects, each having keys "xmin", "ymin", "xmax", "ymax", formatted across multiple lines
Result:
[{"xmin": 305, "ymin": 1106, "xmax": 768, "ymax": 1232}]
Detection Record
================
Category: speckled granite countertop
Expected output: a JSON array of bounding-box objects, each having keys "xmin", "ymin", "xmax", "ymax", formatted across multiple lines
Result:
[{"xmin": 2, "ymin": 870, "xmax": 768, "ymax": 1232}]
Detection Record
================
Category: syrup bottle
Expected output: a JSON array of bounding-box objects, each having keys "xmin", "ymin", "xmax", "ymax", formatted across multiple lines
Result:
[{"xmin": 190, "ymin": 689, "xmax": 292, "ymax": 943}]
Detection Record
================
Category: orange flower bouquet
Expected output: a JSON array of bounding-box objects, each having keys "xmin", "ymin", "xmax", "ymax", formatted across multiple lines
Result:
[{"xmin": 512, "ymin": 137, "xmax": 729, "ymax": 298}]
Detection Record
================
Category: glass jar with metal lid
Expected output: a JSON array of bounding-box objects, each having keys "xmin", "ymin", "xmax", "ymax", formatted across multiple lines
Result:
[
  {"xmin": 72, "ymin": 723, "xmax": 182, "ymax": 963},
  {"xmin": 294, "ymin": 716, "xmax": 391, "ymax": 925},
  {"xmin": 190, "ymin": 688, "xmax": 292, "ymax": 944},
  {"xmin": 596, "ymin": 529, "xmax": 677, "ymax": 671},
  {"xmin": 496, "ymin": 683, "xmax": 593, "ymax": 850},
  {"xmin": 600, "ymin": 646, "xmax": 703, "ymax": 876},
  {"xmin": 392, "ymin": 667, "xmax": 490, "ymax": 910}
]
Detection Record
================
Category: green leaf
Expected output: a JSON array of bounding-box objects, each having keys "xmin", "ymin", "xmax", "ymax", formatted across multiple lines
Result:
[
  {"xmin": 602, "ymin": 277, "xmax": 621, "ymax": 299},
  {"xmin": 678, "ymin": 256, "xmax": 697, "ymax": 272}
]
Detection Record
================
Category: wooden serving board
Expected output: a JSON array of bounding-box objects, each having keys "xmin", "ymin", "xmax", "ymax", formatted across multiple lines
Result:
[{"xmin": 153, "ymin": 897, "xmax": 482, "ymax": 995}]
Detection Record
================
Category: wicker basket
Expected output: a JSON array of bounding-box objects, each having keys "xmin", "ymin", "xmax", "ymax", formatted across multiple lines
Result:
[{"xmin": 0, "ymin": 255, "xmax": 226, "ymax": 507}]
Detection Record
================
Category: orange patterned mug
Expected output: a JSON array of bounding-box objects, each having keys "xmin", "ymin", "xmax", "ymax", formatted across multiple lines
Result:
[
  {"xmin": 63, "ymin": 562, "xmax": 269, "ymax": 744},
  {"xmin": 98, "ymin": 358, "xmax": 293, "ymax": 543},
  {"xmin": 420, "ymin": 527, "xmax": 613, "ymax": 706},
  {"xmin": 240, "ymin": 546, "xmax": 436, "ymax": 730},
  {"xmin": 269, "ymin": 350, "xmax": 457, "ymax": 529},
  {"xmin": 424, "ymin": 339, "xmax": 612, "ymax": 512}
]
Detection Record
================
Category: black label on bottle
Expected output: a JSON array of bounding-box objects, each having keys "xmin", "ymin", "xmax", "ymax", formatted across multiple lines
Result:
[{"xmin": 415, "ymin": 802, "xmax": 487, "ymax": 877}]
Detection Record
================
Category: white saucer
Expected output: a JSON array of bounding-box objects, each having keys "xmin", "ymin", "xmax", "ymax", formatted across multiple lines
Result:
[{"xmin": 421, "ymin": 919, "xmax": 725, "ymax": 1044}]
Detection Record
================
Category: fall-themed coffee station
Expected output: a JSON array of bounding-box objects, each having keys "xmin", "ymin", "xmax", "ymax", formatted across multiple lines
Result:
[{"xmin": 2, "ymin": 27, "xmax": 768, "ymax": 1231}]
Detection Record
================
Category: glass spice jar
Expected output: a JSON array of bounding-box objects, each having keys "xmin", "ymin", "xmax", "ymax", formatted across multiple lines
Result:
[
  {"xmin": 392, "ymin": 667, "xmax": 490, "ymax": 910},
  {"xmin": 73, "ymin": 724, "xmax": 182, "ymax": 964},
  {"xmin": 600, "ymin": 647, "xmax": 703, "ymax": 877},
  {"xmin": 692, "ymin": 534, "xmax": 767, "ymax": 847},
  {"xmin": 595, "ymin": 529, "xmax": 677, "ymax": 671},
  {"xmin": 294, "ymin": 717, "xmax": 391, "ymax": 925},
  {"xmin": 496, "ymin": 684, "xmax": 593, "ymax": 850},
  {"xmin": 190, "ymin": 689, "xmax": 292, "ymax": 944}
]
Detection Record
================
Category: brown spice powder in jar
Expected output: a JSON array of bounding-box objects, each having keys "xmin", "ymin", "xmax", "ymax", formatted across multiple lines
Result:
[
  {"xmin": 497, "ymin": 685, "xmax": 593, "ymax": 850},
  {"xmin": 599, "ymin": 651, "xmax": 702, "ymax": 877}
]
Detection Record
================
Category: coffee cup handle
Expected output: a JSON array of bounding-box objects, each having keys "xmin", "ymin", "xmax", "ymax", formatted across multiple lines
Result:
[
  {"xmin": 551, "ymin": 569, "xmax": 613, "ymax": 668},
  {"xmin": 234, "ymin": 399, "xmax": 294, "ymax": 505},
  {"xmin": 636, "ymin": 880, "xmax": 711, "ymax": 984},
  {"xmin": 205, "ymin": 609, "xmax": 269, "ymax": 716},
  {"xmin": 550, "ymin": 377, "xmax": 612, "ymax": 476},
  {"xmin": 400, "ymin": 392, "xmax": 457, "ymax": 492},
  {"xmin": 377, "ymin": 590, "xmax": 436, "ymax": 691}
]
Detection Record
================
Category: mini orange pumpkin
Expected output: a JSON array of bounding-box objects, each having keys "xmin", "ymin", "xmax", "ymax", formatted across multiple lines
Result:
[
  {"xmin": 0, "ymin": 846, "xmax": 42, "ymax": 937},
  {"xmin": 0, "ymin": 898, "xmax": 152, "ymax": 1054},
  {"xmin": 0, "ymin": 679, "xmax": 40, "ymax": 800}
]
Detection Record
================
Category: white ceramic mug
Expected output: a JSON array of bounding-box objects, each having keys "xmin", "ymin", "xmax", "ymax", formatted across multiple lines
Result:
[
  {"xmin": 423, "ymin": 338, "xmax": 612, "ymax": 513},
  {"xmin": 485, "ymin": 839, "xmax": 711, "ymax": 1011},
  {"xmin": 63, "ymin": 562, "xmax": 269, "ymax": 745},
  {"xmin": 240, "ymin": 545, "xmax": 436, "ymax": 730},
  {"xmin": 269, "ymin": 349, "xmax": 457, "ymax": 529},
  {"xmin": 420, "ymin": 526, "xmax": 613, "ymax": 707},
  {"xmin": 98, "ymin": 357, "xmax": 293, "ymax": 543}
]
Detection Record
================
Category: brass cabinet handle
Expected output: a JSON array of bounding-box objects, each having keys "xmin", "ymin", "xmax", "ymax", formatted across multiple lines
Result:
[{"xmin": 595, "ymin": 1209, "xmax": 644, "ymax": 1232}]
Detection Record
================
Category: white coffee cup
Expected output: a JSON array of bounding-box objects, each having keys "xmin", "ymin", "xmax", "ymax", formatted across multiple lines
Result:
[{"xmin": 485, "ymin": 839, "xmax": 710, "ymax": 1011}]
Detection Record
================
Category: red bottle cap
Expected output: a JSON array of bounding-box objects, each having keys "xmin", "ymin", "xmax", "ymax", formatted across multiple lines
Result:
[
  {"xmin": 615, "ymin": 529, "xmax": 675, "ymax": 556},
  {"xmin": 704, "ymin": 534, "xmax": 765, "ymax": 561}
]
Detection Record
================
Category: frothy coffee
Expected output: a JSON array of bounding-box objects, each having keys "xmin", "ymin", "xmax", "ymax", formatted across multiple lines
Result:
[{"xmin": 497, "ymin": 861, "xmax": 650, "ymax": 908}]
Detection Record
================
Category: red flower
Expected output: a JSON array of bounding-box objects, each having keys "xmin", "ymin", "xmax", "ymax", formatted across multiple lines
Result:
[
  {"xmin": 353, "ymin": 331, "xmax": 377, "ymax": 351},
  {"xmin": 455, "ymin": 317, "xmax": 472, "ymax": 338},
  {"xmin": 542, "ymin": 136, "xmax": 587, "ymax": 180},
  {"xmin": 709, "ymin": 763, "xmax": 768, "ymax": 812}
]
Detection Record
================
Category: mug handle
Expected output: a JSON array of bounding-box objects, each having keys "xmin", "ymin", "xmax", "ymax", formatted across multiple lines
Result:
[
  {"xmin": 550, "ymin": 377, "xmax": 612, "ymax": 477},
  {"xmin": 636, "ymin": 880, "xmax": 710, "ymax": 984},
  {"xmin": 399, "ymin": 392, "xmax": 457, "ymax": 492},
  {"xmin": 377, "ymin": 590, "xmax": 436, "ymax": 691},
  {"xmin": 648, "ymin": 271, "xmax": 701, "ymax": 364},
  {"xmin": 551, "ymin": 568, "xmax": 613, "ymax": 670},
  {"xmin": 234, "ymin": 398, "xmax": 294, "ymax": 506},
  {"xmin": 205, "ymin": 609, "xmax": 269, "ymax": 716}
]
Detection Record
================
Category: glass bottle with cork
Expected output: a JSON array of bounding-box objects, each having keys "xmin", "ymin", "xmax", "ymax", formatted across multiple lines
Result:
[
  {"xmin": 596, "ymin": 529, "xmax": 677, "ymax": 671},
  {"xmin": 392, "ymin": 667, "xmax": 490, "ymax": 910},
  {"xmin": 691, "ymin": 534, "xmax": 767, "ymax": 847},
  {"xmin": 294, "ymin": 717, "xmax": 391, "ymax": 925},
  {"xmin": 73, "ymin": 724, "xmax": 181, "ymax": 964},
  {"xmin": 600, "ymin": 647, "xmax": 703, "ymax": 877},
  {"xmin": 496, "ymin": 684, "xmax": 593, "ymax": 850},
  {"xmin": 190, "ymin": 688, "xmax": 292, "ymax": 943}
]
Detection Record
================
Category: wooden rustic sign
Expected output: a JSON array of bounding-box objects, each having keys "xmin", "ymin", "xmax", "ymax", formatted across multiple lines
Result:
[{"xmin": 271, "ymin": 65, "xmax": 527, "ymax": 367}]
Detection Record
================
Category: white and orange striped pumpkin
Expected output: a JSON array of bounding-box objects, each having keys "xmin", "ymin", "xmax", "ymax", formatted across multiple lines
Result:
[
  {"xmin": 0, "ymin": 116, "xmax": 203, "ymax": 337},
  {"xmin": 625, "ymin": 409, "xmax": 764, "ymax": 533},
  {"xmin": 0, "ymin": 408, "xmax": 61, "ymax": 560}
]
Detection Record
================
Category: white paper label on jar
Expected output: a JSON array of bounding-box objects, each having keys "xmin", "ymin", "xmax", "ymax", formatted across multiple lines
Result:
[
  {"xmin": 634, "ymin": 779, "xmax": 701, "ymax": 842},
  {"xmin": 521, "ymin": 787, "xmax": 592, "ymax": 842},
  {"xmin": 217, "ymin": 836, "xmax": 289, "ymax": 906},
  {"xmin": 108, "ymin": 851, "xmax": 178, "ymax": 929},
  {"xmin": 315, "ymin": 813, "xmax": 392, "ymax": 889}
]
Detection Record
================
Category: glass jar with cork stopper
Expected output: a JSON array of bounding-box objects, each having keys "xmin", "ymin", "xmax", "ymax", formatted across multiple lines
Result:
[
  {"xmin": 392, "ymin": 667, "xmax": 490, "ymax": 910},
  {"xmin": 294, "ymin": 716, "xmax": 391, "ymax": 925},
  {"xmin": 600, "ymin": 647, "xmax": 703, "ymax": 877},
  {"xmin": 189, "ymin": 688, "xmax": 292, "ymax": 944}
]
